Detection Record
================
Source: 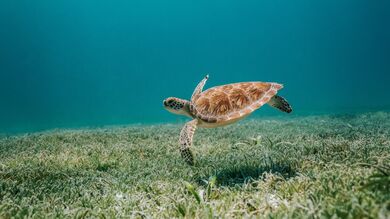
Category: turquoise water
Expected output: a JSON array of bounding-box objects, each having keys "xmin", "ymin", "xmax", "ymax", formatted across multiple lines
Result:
[{"xmin": 0, "ymin": 0, "xmax": 389, "ymax": 133}]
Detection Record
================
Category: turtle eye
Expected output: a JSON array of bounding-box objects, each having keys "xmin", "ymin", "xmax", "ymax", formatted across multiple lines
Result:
[{"xmin": 168, "ymin": 100, "xmax": 174, "ymax": 104}]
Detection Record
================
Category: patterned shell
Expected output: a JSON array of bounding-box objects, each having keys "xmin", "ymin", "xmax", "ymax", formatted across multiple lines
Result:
[{"xmin": 190, "ymin": 82, "xmax": 283, "ymax": 123}]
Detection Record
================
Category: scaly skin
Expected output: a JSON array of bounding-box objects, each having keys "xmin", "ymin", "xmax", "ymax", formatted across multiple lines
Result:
[{"xmin": 179, "ymin": 119, "xmax": 198, "ymax": 165}]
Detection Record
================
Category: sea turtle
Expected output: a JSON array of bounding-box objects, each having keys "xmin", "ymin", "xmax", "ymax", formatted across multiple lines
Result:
[{"xmin": 163, "ymin": 75, "xmax": 292, "ymax": 165}]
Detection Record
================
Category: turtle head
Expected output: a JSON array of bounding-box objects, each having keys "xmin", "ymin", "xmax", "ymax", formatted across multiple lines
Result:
[{"xmin": 163, "ymin": 97, "xmax": 192, "ymax": 117}]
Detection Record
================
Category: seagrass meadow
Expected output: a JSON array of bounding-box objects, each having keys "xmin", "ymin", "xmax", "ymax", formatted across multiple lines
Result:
[{"xmin": 0, "ymin": 112, "xmax": 389, "ymax": 218}]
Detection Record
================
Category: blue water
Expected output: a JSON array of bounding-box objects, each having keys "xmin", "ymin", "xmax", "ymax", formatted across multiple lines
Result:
[{"xmin": 0, "ymin": 0, "xmax": 389, "ymax": 133}]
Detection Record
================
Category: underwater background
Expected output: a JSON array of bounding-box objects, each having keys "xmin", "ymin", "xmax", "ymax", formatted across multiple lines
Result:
[{"xmin": 0, "ymin": 0, "xmax": 389, "ymax": 134}]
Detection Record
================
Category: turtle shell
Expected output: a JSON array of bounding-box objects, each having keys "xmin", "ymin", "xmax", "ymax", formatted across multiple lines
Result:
[{"xmin": 191, "ymin": 82, "xmax": 283, "ymax": 123}]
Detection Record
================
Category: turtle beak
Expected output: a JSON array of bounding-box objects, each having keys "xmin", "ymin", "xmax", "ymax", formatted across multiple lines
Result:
[{"xmin": 163, "ymin": 100, "xmax": 168, "ymax": 107}]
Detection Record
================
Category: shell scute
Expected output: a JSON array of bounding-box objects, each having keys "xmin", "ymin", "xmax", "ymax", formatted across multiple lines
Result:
[
  {"xmin": 210, "ymin": 92, "xmax": 231, "ymax": 115},
  {"xmin": 222, "ymin": 84, "xmax": 234, "ymax": 91},
  {"xmin": 230, "ymin": 89, "xmax": 250, "ymax": 110},
  {"xmin": 239, "ymin": 82, "xmax": 253, "ymax": 90},
  {"xmin": 196, "ymin": 97, "xmax": 211, "ymax": 114},
  {"xmin": 247, "ymin": 86, "xmax": 265, "ymax": 100}
]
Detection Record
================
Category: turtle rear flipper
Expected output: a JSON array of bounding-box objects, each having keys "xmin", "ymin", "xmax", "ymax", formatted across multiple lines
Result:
[{"xmin": 268, "ymin": 95, "xmax": 292, "ymax": 113}]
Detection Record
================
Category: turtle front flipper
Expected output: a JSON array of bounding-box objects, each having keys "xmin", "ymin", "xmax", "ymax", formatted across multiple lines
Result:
[
  {"xmin": 179, "ymin": 119, "xmax": 198, "ymax": 165},
  {"xmin": 191, "ymin": 75, "xmax": 209, "ymax": 102}
]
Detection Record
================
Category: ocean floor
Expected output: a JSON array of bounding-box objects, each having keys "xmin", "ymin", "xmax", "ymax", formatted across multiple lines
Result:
[{"xmin": 0, "ymin": 112, "xmax": 389, "ymax": 218}]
